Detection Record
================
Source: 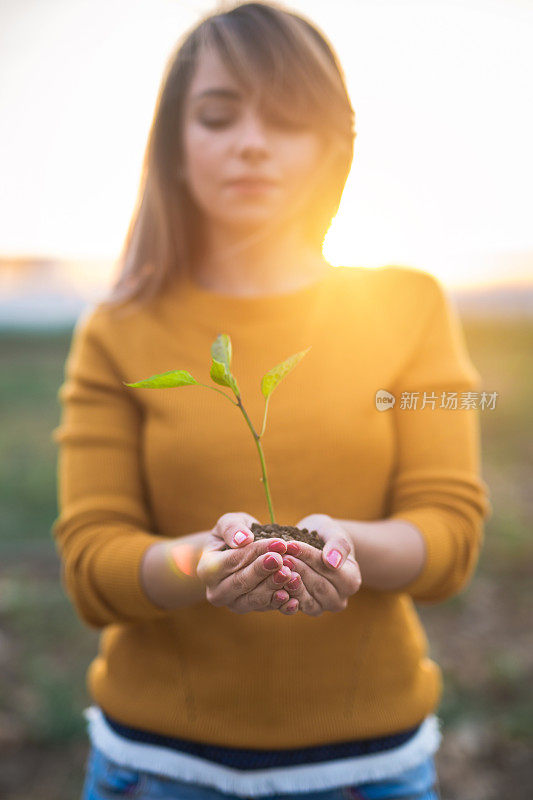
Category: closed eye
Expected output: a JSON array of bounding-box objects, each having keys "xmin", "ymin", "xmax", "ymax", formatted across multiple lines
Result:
[{"xmin": 199, "ymin": 114, "xmax": 309, "ymax": 131}]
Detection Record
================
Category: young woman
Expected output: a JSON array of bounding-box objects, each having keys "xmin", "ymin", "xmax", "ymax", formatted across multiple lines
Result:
[{"xmin": 52, "ymin": 2, "xmax": 491, "ymax": 798}]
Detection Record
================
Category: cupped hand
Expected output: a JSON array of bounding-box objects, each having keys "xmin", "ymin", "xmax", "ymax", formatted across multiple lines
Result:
[
  {"xmin": 196, "ymin": 512, "xmax": 299, "ymax": 615},
  {"xmin": 281, "ymin": 514, "xmax": 362, "ymax": 616}
]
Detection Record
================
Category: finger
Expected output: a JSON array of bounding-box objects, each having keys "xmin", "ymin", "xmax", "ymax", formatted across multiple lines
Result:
[
  {"xmin": 210, "ymin": 551, "xmax": 286, "ymax": 606},
  {"xmin": 285, "ymin": 540, "xmax": 351, "ymax": 578},
  {"xmin": 272, "ymin": 588, "xmax": 289, "ymax": 606},
  {"xmin": 290, "ymin": 518, "xmax": 351, "ymax": 571},
  {"xmin": 282, "ymin": 566, "xmax": 323, "ymax": 616},
  {"xmin": 322, "ymin": 539, "xmax": 351, "ymax": 571},
  {"xmin": 199, "ymin": 537, "xmax": 286, "ymax": 588},
  {"xmin": 199, "ymin": 512, "xmax": 258, "ymax": 582},
  {"xmin": 277, "ymin": 596, "xmax": 299, "ymax": 615},
  {"xmin": 226, "ymin": 567, "xmax": 293, "ymax": 613},
  {"xmin": 284, "ymin": 554, "xmax": 361, "ymax": 609},
  {"xmin": 283, "ymin": 549, "xmax": 342, "ymax": 593},
  {"xmin": 251, "ymin": 565, "xmax": 293, "ymax": 597},
  {"xmin": 216, "ymin": 513, "xmax": 260, "ymax": 548},
  {"xmin": 269, "ymin": 583, "xmax": 298, "ymax": 615},
  {"xmin": 283, "ymin": 554, "xmax": 343, "ymax": 612}
]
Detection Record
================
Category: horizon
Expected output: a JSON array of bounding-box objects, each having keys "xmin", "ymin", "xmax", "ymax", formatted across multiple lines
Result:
[{"xmin": 1, "ymin": 252, "xmax": 532, "ymax": 296}]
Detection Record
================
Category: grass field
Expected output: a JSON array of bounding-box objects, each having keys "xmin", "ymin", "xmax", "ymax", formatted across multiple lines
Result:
[{"xmin": 0, "ymin": 318, "xmax": 532, "ymax": 799}]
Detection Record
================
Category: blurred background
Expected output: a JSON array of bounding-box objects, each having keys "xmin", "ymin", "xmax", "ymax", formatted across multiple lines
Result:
[{"xmin": 0, "ymin": 1, "xmax": 531, "ymax": 798}]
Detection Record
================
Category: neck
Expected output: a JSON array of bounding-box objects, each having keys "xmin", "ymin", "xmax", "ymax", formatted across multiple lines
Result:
[{"xmin": 191, "ymin": 222, "xmax": 331, "ymax": 296}]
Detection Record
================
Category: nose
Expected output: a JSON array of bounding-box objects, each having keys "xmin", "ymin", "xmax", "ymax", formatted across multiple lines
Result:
[{"xmin": 234, "ymin": 108, "xmax": 270, "ymax": 161}]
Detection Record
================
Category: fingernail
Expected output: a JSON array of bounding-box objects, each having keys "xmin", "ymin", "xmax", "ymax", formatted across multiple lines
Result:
[
  {"xmin": 286, "ymin": 541, "xmax": 300, "ymax": 556},
  {"xmin": 267, "ymin": 540, "xmax": 287, "ymax": 554},
  {"xmin": 273, "ymin": 567, "xmax": 291, "ymax": 584},
  {"xmin": 282, "ymin": 557, "xmax": 295, "ymax": 569},
  {"xmin": 264, "ymin": 554, "xmax": 280, "ymax": 570},
  {"xmin": 287, "ymin": 573, "xmax": 300, "ymax": 589},
  {"xmin": 327, "ymin": 549, "xmax": 342, "ymax": 568},
  {"xmin": 233, "ymin": 530, "xmax": 249, "ymax": 545}
]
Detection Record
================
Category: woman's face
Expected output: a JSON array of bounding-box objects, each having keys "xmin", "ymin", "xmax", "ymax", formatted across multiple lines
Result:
[{"xmin": 181, "ymin": 45, "xmax": 327, "ymax": 234}]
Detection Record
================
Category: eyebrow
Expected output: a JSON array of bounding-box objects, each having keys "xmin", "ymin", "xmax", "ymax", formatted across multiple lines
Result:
[{"xmin": 192, "ymin": 88, "xmax": 243, "ymax": 102}]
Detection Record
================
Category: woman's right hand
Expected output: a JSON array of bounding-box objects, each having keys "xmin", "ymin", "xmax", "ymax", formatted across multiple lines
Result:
[{"xmin": 196, "ymin": 512, "xmax": 299, "ymax": 615}]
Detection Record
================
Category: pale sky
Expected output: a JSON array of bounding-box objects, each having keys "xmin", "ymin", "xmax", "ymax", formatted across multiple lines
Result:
[{"xmin": 1, "ymin": 0, "xmax": 532, "ymax": 289}]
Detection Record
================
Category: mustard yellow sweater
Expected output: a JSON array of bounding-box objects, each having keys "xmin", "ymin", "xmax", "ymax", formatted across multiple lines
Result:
[{"xmin": 52, "ymin": 264, "xmax": 492, "ymax": 748}]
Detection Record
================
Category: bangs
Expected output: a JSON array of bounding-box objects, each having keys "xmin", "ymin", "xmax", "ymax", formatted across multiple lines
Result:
[{"xmin": 199, "ymin": 12, "xmax": 336, "ymax": 132}]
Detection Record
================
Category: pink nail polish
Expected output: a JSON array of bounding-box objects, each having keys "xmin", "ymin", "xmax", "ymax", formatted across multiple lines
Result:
[
  {"xmin": 287, "ymin": 573, "xmax": 300, "ymax": 588},
  {"xmin": 233, "ymin": 530, "xmax": 249, "ymax": 545},
  {"xmin": 273, "ymin": 567, "xmax": 291, "ymax": 584},
  {"xmin": 267, "ymin": 540, "xmax": 287, "ymax": 554},
  {"xmin": 327, "ymin": 549, "xmax": 342, "ymax": 568}
]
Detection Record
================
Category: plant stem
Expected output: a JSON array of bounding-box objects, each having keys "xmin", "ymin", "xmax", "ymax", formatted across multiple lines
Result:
[
  {"xmin": 236, "ymin": 397, "xmax": 276, "ymax": 524},
  {"xmin": 200, "ymin": 383, "xmax": 275, "ymax": 523}
]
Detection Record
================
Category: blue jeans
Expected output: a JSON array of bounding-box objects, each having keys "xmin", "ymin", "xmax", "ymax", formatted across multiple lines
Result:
[{"xmin": 81, "ymin": 744, "xmax": 442, "ymax": 799}]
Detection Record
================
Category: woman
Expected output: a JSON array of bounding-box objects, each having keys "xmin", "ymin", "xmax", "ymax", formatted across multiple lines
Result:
[{"xmin": 52, "ymin": 2, "xmax": 491, "ymax": 798}]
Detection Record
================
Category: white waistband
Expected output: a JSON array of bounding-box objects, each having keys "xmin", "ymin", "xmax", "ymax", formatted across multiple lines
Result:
[{"xmin": 83, "ymin": 706, "xmax": 442, "ymax": 798}]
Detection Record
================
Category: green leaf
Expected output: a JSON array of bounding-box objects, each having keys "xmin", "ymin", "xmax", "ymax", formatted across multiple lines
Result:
[
  {"xmin": 211, "ymin": 334, "xmax": 232, "ymax": 369},
  {"xmin": 210, "ymin": 359, "xmax": 240, "ymax": 397},
  {"xmin": 210, "ymin": 334, "xmax": 239, "ymax": 397},
  {"xmin": 260, "ymin": 346, "xmax": 312, "ymax": 399},
  {"xmin": 123, "ymin": 369, "xmax": 198, "ymax": 389}
]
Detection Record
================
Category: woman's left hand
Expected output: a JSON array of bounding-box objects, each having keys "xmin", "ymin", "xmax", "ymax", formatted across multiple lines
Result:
[{"xmin": 277, "ymin": 514, "xmax": 362, "ymax": 616}]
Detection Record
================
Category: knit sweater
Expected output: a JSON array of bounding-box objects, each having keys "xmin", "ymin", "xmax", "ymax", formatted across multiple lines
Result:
[{"xmin": 52, "ymin": 264, "xmax": 491, "ymax": 793}]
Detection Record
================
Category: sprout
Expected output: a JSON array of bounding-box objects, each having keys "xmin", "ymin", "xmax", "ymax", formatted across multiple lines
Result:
[{"xmin": 124, "ymin": 333, "xmax": 311, "ymax": 524}]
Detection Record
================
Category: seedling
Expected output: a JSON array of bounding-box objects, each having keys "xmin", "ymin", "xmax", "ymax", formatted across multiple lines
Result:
[{"xmin": 124, "ymin": 333, "xmax": 323, "ymax": 549}]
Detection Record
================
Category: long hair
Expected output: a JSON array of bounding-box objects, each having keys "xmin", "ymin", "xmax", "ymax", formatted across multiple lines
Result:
[{"xmin": 99, "ymin": 0, "xmax": 356, "ymax": 314}]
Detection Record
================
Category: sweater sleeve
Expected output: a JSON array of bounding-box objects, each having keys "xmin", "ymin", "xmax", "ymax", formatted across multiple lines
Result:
[
  {"xmin": 51, "ymin": 307, "xmax": 173, "ymax": 629},
  {"xmin": 386, "ymin": 273, "xmax": 493, "ymax": 604}
]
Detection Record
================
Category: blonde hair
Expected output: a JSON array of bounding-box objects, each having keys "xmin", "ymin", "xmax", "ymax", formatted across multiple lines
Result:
[{"xmin": 100, "ymin": 0, "xmax": 356, "ymax": 314}]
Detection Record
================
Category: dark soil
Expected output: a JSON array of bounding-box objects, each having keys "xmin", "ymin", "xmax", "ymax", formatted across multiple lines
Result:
[{"xmin": 220, "ymin": 522, "xmax": 325, "ymax": 550}]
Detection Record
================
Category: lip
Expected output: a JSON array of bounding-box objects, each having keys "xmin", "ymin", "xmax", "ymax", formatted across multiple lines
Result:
[
  {"xmin": 226, "ymin": 179, "xmax": 278, "ymax": 192},
  {"xmin": 226, "ymin": 177, "xmax": 278, "ymax": 187}
]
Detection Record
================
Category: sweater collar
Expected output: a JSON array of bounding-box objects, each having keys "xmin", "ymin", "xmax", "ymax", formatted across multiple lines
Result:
[{"xmin": 163, "ymin": 264, "xmax": 339, "ymax": 321}]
